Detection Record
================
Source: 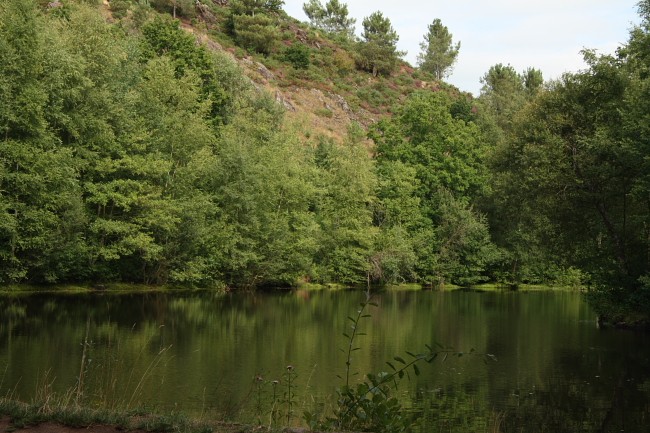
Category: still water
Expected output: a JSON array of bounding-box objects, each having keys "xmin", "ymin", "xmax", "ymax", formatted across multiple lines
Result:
[{"xmin": 0, "ymin": 289, "xmax": 648, "ymax": 432}]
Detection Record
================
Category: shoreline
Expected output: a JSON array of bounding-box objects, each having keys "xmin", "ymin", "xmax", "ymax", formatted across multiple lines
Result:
[{"xmin": 0, "ymin": 282, "xmax": 584, "ymax": 296}]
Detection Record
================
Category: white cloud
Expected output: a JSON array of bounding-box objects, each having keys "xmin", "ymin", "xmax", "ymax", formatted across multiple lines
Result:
[{"xmin": 282, "ymin": 0, "xmax": 641, "ymax": 95}]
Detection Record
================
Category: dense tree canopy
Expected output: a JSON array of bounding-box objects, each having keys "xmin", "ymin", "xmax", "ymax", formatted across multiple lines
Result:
[
  {"xmin": 479, "ymin": 1, "xmax": 650, "ymax": 321},
  {"xmin": 0, "ymin": 0, "xmax": 289, "ymax": 286},
  {"xmin": 371, "ymin": 92, "xmax": 496, "ymax": 286},
  {"xmin": 1, "ymin": 0, "xmax": 649, "ymax": 325},
  {"xmin": 230, "ymin": 0, "xmax": 285, "ymax": 16}
]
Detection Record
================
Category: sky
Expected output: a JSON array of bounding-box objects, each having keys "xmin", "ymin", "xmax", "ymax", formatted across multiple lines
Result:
[{"xmin": 282, "ymin": 0, "xmax": 642, "ymax": 95}]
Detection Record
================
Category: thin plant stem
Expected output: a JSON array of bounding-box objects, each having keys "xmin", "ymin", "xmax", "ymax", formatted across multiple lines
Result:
[
  {"xmin": 127, "ymin": 345, "xmax": 172, "ymax": 409},
  {"xmin": 75, "ymin": 316, "xmax": 90, "ymax": 406},
  {"xmin": 344, "ymin": 293, "xmax": 372, "ymax": 388}
]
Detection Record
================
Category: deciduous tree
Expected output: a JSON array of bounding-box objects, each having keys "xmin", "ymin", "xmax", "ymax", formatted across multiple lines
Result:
[
  {"xmin": 371, "ymin": 92, "xmax": 496, "ymax": 286},
  {"xmin": 312, "ymin": 130, "xmax": 377, "ymax": 284}
]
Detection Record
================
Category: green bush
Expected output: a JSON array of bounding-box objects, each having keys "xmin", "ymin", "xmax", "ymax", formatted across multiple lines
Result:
[
  {"xmin": 109, "ymin": 0, "xmax": 132, "ymax": 19},
  {"xmin": 314, "ymin": 107, "xmax": 333, "ymax": 118},
  {"xmin": 232, "ymin": 13, "xmax": 280, "ymax": 55},
  {"xmin": 283, "ymin": 43, "xmax": 311, "ymax": 69}
]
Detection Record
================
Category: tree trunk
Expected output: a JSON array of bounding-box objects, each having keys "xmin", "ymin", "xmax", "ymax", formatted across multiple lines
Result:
[{"xmin": 594, "ymin": 200, "xmax": 629, "ymax": 276}]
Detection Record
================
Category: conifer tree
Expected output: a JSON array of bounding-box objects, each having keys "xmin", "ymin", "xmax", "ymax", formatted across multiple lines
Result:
[
  {"xmin": 302, "ymin": 0, "xmax": 355, "ymax": 40},
  {"xmin": 356, "ymin": 11, "xmax": 404, "ymax": 76},
  {"xmin": 417, "ymin": 18, "xmax": 460, "ymax": 80},
  {"xmin": 229, "ymin": 0, "xmax": 284, "ymax": 54}
]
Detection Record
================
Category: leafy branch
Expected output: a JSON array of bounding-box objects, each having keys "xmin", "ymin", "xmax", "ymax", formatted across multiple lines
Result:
[{"xmin": 307, "ymin": 293, "xmax": 497, "ymax": 433}]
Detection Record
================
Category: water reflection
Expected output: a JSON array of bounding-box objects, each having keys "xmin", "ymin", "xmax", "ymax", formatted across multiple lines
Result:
[{"xmin": 0, "ymin": 290, "xmax": 648, "ymax": 432}]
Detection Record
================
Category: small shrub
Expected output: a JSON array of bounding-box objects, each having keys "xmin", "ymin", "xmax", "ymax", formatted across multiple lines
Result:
[
  {"xmin": 315, "ymin": 108, "xmax": 333, "ymax": 118},
  {"xmin": 109, "ymin": 0, "xmax": 132, "ymax": 19},
  {"xmin": 553, "ymin": 267, "xmax": 587, "ymax": 290},
  {"xmin": 395, "ymin": 74, "xmax": 415, "ymax": 87},
  {"xmin": 356, "ymin": 87, "xmax": 386, "ymax": 108},
  {"xmin": 332, "ymin": 49, "xmax": 356, "ymax": 76},
  {"xmin": 283, "ymin": 43, "xmax": 311, "ymax": 70},
  {"xmin": 234, "ymin": 47, "xmax": 247, "ymax": 58},
  {"xmin": 131, "ymin": 3, "xmax": 153, "ymax": 28}
]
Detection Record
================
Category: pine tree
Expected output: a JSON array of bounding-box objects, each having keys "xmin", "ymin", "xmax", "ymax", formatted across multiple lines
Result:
[
  {"xmin": 417, "ymin": 19, "xmax": 460, "ymax": 80},
  {"xmin": 302, "ymin": 0, "xmax": 355, "ymax": 40},
  {"xmin": 356, "ymin": 11, "xmax": 404, "ymax": 77}
]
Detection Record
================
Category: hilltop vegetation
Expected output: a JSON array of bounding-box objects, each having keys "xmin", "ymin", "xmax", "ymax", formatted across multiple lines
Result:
[{"xmin": 1, "ymin": 0, "xmax": 650, "ymax": 324}]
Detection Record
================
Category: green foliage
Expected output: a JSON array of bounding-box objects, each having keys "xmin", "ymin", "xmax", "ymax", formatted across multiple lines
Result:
[
  {"xmin": 141, "ymin": 16, "xmax": 245, "ymax": 124},
  {"xmin": 231, "ymin": 12, "xmax": 281, "ymax": 55},
  {"xmin": 150, "ymin": 0, "xmax": 196, "ymax": 19},
  {"xmin": 329, "ymin": 374, "xmax": 412, "ymax": 433},
  {"xmin": 481, "ymin": 15, "xmax": 650, "ymax": 320},
  {"xmin": 522, "ymin": 66, "xmax": 544, "ymax": 96},
  {"xmin": 305, "ymin": 295, "xmax": 492, "ymax": 432},
  {"xmin": 283, "ymin": 42, "xmax": 311, "ymax": 69},
  {"xmin": 226, "ymin": 0, "xmax": 285, "ymax": 54},
  {"xmin": 5, "ymin": 0, "xmax": 648, "ymax": 324},
  {"xmin": 417, "ymin": 18, "xmax": 461, "ymax": 80},
  {"xmin": 184, "ymin": 109, "xmax": 319, "ymax": 287},
  {"xmin": 0, "ymin": 0, "xmax": 92, "ymax": 284},
  {"xmin": 0, "ymin": 0, "xmax": 49, "ymax": 141},
  {"xmin": 0, "ymin": 143, "xmax": 87, "ymax": 283},
  {"xmin": 433, "ymin": 190, "xmax": 499, "ymax": 286},
  {"xmin": 371, "ymin": 91, "xmax": 496, "ymax": 286},
  {"xmin": 229, "ymin": 0, "xmax": 285, "ymax": 16},
  {"xmin": 311, "ymin": 134, "xmax": 377, "ymax": 285},
  {"xmin": 0, "ymin": 0, "xmax": 324, "ymax": 288},
  {"xmin": 108, "ymin": 0, "xmax": 133, "ymax": 19},
  {"xmin": 302, "ymin": 0, "xmax": 355, "ymax": 40},
  {"xmin": 478, "ymin": 64, "xmax": 543, "ymax": 132},
  {"xmin": 370, "ymin": 161, "xmax": 422, "ymax": 283},
  {"xmin": 552, "ymin": 267, "xmax": 587, "ymax": 290},
  {"xmin": 475, "ymin": 62, "xmax": 554, "ymax": 285},
  {"xmin": 378, "ymin": 92, "xmax": 486, "ymax": 198},
  {"xmin": 356, "ymin": 11, "xmax": 404, "ymax": 77}
]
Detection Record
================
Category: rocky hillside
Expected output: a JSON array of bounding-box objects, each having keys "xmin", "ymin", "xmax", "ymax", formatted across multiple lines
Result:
[{"xmin": 103, "ymin": 0, "xmax": 469, "ymax": 144}]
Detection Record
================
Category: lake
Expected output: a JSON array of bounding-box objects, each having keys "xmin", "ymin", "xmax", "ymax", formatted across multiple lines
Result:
[{"xmin": 0, "ymin": 289, "xmax": 648, "ymax": 432}]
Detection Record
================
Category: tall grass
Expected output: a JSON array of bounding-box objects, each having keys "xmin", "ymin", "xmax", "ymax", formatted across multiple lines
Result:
[{"xmin": 0, "ymin": 318, "xmax": 192, "ymax": 431}]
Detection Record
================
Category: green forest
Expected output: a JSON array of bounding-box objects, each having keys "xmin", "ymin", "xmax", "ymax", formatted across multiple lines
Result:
[{"xmin": 1, "ymin": 0, "xmax": 649, "ymax": 325}]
